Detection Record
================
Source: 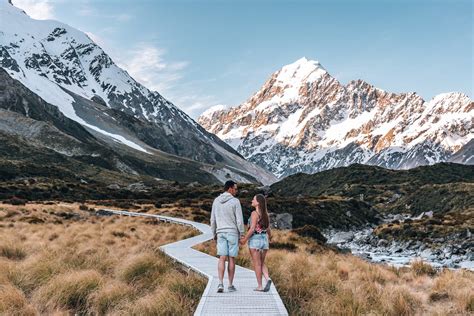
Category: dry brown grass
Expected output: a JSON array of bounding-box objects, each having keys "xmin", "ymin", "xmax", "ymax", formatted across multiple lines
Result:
[
  {"xmin": 411, "ymin": 258, "xmax": 437, "ymax": 277},
  {"xmin": 195, "ymin": 229, "xmax": 474, "ymax": 315},
  {"xmin": 0, "ymin": 202, "xmax": 206, "ymax": 315},
  {"xmin": 0, "ymin": 284, "xmax": 36, "ymax": 315},
  {"xmin": 2, "ymin": 201, "xmax": 472, "ymax": 315}
]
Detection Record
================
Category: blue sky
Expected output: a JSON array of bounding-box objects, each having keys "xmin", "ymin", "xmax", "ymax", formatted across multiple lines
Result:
[{"xmin": 13, "ymin": 0, "xmax": 473, "ymax": 118}]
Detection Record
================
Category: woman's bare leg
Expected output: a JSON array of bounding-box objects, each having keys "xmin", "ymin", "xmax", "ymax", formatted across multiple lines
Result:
[
  {"xmin": 260, "ymin": 249, "xmax": 270, "ymax": 281},
  {"xmin": 249, "ymin": 248, "xmax": 263, "ymax": 289}
]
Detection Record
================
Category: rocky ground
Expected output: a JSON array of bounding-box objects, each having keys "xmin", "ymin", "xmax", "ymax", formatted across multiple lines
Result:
[{"xmin": 324, "ymin": 212, "xmax": 473, "ymax": 270}]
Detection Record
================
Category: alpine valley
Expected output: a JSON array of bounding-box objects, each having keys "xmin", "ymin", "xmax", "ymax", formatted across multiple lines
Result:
[
  {"xmin": 198, "ymin": 57, "xmax": 473, "ymax": 178},
  {"xmin": 0, "ymin": 0, "xmax": 473, "ymax": 273}
]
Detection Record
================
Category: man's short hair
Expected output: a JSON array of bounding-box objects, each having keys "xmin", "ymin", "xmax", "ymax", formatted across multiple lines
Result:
[{"xmin": 224, "ymin": 180, "xmax": 237, "ymax": 191}]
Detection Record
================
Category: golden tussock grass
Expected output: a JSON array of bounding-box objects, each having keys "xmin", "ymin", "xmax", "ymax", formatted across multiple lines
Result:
[
  {"xmin": 0, "ymin": 202, "xmax": 206, "ymax": 315},
  {"xmin": 0, "ymin": 242, "xmax": 27, "ymax": 261},
  {"xmin": 410, "ymin": 258, "xmax": 437, "ymax": 277},
  {"xmin": 33, "ymin": 269, "xmax": 104, "ymax": 313},
  {"xmin": 0, "ymin": 284, "xmax": 36, "ymax": 315},
  {"xmin": 196, "ymin": 228, "xmax": 474, "ymax": 315}
]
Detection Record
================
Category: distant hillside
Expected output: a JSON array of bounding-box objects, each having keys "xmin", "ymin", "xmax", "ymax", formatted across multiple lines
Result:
[{"xmin": 271, "ymin": 163, "xmax": 474, "ymax": 215}]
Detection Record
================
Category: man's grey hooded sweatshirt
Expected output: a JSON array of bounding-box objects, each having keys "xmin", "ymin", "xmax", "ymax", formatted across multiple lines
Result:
[{"xmin": 211, "ymin": 192, "xmax": 244, "ymax": 237}]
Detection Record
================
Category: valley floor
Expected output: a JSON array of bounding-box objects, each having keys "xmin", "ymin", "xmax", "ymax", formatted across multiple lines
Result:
[
  {"xmin": 1, "ymin": 201, "xmax": 473, "ymax": 315},
  {"xmin": 0, "ymin": 202, "xmax": 205, "ymax": 315},
  {"xmin": 195, "ymin": 230, "xmax": 474, "ymax": 315}
]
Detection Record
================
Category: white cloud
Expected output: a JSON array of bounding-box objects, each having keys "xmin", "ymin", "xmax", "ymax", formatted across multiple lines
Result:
[
  {"xmin": 117, "ymin": 45, "xmax": 220, "ymax": 119},
  {"xmin": 117, "ymin": 43, "xmax": 188, "ymax": 94},
  {"xmin": 114, "ymin": 13, "xmax": 132, "ymax": 22},
  {"xmin": 78, "ymin": 4, "xmax": 132, "ymax": 22},
  {"xmin": 81, "ymin": 35, "xmax": 219, "ymax": 119},
  {"xmin": 12, "ymin": 0, "xmax": 54, "ymax": 20}
]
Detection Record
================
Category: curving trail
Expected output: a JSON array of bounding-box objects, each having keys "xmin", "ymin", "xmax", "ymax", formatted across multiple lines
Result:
[{"xmin": 103, "ymin": 209, "xmax": 288, "ymax": 316}]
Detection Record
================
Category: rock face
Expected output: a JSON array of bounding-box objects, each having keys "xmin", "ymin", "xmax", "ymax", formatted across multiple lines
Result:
[
  {"xmin": 0, "ymin": 1, "xmax": 276, "ymax": 185},
  {"xmin": 198, "ymin": 57, "xmax": 473, "ymax": 178}
]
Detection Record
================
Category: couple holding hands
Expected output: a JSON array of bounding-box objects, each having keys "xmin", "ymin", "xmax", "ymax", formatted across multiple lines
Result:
[{"xmin": 210, "ymin": 180, "xmax": 272, "ymax": 293}]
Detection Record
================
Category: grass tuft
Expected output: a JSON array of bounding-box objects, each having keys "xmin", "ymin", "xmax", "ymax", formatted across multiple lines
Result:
[
  {"xmin": 0, "ymin": 243, "xmax": 27, "ymax": 260},
  {"xmin": 410, "ymin": 259, "xmax": 437, "ymax": 276},
  {"xmin": 0, "ymin": 284, "xmax": 36, "ymax": 315},
  {"xmin": 33, "ymin": 269, "xmax": 103, "ymax": 313}
]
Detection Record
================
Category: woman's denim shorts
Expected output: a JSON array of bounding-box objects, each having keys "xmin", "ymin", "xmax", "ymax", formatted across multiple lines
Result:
[{"xmin": 248, "ymin": 233, "xmax": 269, "ymax": 250}]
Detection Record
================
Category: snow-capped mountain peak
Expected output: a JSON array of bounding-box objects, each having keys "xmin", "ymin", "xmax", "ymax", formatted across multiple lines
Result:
[
  {"xmin": 275, "ymin": 57, "xmax": 327, "ymax": 86},
  {"xmin": 0, "ymin": 0, "xmax": 277, "ymax": 184},
  {"xmin": 198, "ymin": 59, "xmax": 473, "ymax": 178}
]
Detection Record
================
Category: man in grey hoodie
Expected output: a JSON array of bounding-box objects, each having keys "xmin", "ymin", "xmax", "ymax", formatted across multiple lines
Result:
[{"xmin": 210, "ymin": 180, "xmax": 244, "ymax": 293}]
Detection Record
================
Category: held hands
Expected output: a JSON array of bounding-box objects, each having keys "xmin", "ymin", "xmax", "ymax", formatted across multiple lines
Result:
[{"xmin": 239, "ymin": 236, "xmax": 246, "ymax": 246}]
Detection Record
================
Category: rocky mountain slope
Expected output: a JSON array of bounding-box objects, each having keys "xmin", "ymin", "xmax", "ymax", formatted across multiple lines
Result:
[
  {"xmin": 0, "ymin": 67, "xmax": 227, "ymax": 184},
  {"xmin": 198, "ymin": 57, "xmax": 473, "ymax": 178},
  {"xmin": 0, "ymin": 0, "xmax": 276, "ymax": 185}
]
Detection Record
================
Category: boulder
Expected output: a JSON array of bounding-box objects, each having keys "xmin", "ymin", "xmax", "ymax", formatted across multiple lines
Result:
[
  {"xmin": 358, "ymin": 253, "xmax": 372, "ymax": 260},
  {"xmin": 268, "ymin": 212, "xmax": 293, "ymax": 229},
  {"xmin": 269, "ymin": 213, "xmax": 277, "ymax": 228},
  {"xmin": 127, "ymin": 182, "xmax": 149, "ymax": 192},
  {"xmin": 388, "ymin": 193, "xmax": 401, "ymax": 203},
  {"xmin": 465, "ymin": 252, "xmax": 474, "ymax": 261},
  {"xmin": 275, "ymin": 213, "xmax": 293, "ymax": 229},
  {"xmin": 107, "ymin": 184, "xmax": 121, "ymax": 190},
  {"xmin": 329, "ymin": 232, "xmax": 355, "ymax": 244}
]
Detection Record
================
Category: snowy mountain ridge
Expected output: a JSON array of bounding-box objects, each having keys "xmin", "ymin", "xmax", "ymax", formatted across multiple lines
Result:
[
  {"xmin": 198, "ymin": 58, "xmax": 473, "ymax": 178},
  {"xmin": 0, "ymin": 0, "xmax": 277, "ymax": 184}
]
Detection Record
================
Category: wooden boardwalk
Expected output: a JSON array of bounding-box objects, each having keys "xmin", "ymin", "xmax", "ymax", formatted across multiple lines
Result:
[{"xmin": 103, "ymin": 209, "xmax": 288, "ymax": 316}]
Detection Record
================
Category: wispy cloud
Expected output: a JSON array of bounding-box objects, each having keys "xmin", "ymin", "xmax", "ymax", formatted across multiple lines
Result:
[
  {"xmin": 12, "ymin": 0, "xmax": 54, "ymax": 20},
  {"xmin": 77, "ymin": 4, "xmax": 133, "ymax": 22},
  {"xmin": 117, "ymin": 44, "xmax": 220, "ymax": 118},
  {"xmin": 117, "ymin": 43, "xmax": 189, "ymax": 94},
  {"xmin": 118, "ymin": 45, "xmax": 220, "ymax": 118},
  {"xmin": 82, "ymin": 31, "xmax": 219, "ymax": 119}
]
